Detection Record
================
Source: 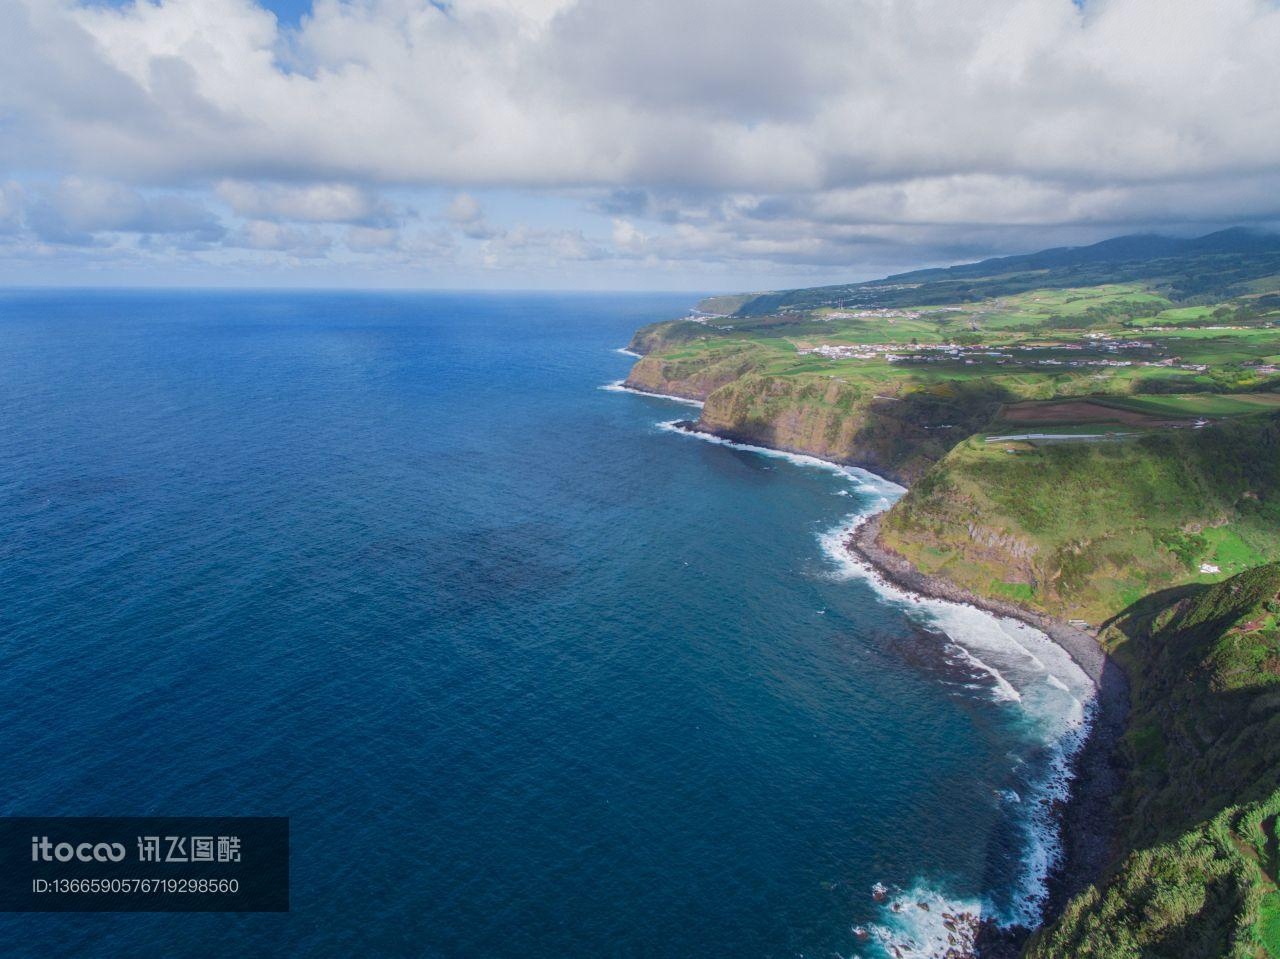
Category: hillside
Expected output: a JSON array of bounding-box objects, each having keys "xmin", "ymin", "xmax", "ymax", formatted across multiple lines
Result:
[
  {"xmin": 876, "ymin": 413, "xmax": 1280, "ymax": 621},
  {"xmin": 628, "ymin": 249, "xmax": 1280, "ymax": 486},
  {"xmin": 700, "ymin": 228, "xmax": 1280, "ymax": 317},
  {"xmin": 628, "ymin": 231, "xmax": 1280, "ymax": 596},
  {"xmin": 1027, "ymin": 566, "xmax": 1280, "ymax": 959}
]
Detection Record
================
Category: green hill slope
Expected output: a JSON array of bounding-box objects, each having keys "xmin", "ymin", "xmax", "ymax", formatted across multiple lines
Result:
[
  {"xmin": 1027, "ymin": 566, "xmax": 1280, "ymax": 959},
  {"xmin": 876, "ymin": 415, "xmax": 1280, "ymax": 622},
  {"xmin": 710, "ymin": 228, "xmax": 1280, "ymax": 317}
]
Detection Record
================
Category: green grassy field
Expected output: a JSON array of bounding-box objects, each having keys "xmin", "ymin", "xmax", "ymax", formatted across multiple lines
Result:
[
  {"xmin": 1099, "ymin": 392, "xmax": 1280, "ymax": 418},
  {"xmin": 1150, "ymin": 304, "xmax": 1218, "ymax": 324}
]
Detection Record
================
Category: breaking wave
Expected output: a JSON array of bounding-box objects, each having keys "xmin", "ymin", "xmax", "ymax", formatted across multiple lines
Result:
[
  {"xmin": 600, "ymin": 381, "xmax": 705, "ymax": 407},
  {"xmin": 656, "ymin": 419, "xmax": 904, "ymax": 497}
]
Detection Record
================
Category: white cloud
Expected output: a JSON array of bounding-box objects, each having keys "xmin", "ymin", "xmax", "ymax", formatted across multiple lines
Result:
[
  {"xmin": 444, "ymin": 192, "xmax": 500, "ymax": 239},
  {"xmin": 445, "ymin": 194, "xmax": 483, "ymax": 225},
  {"xmin": 610, "ymin": 218, "xmax": 646, "ymax": 253},
  {"xmin": 234, "ymin": 219, "xmax": 331, "ymax": 256},
  {"xmin": 15, "ymin": 177, "xmax": 224, "ymax": 245},
  {"xmin": 479, "ymin": 224, "xmax": 604, "ymax": 269},
  {"xmin": 345, "ymin": 225, "xmax": 399, "ymax": 251},
  {"xmin": 3, "ymin": 0, "xmax": 1268, "ymax": 193},
  {"xmin": 1, "ymin": 0, "xmax": 1279, "ymax": 282},
  {"xmin": 216, "ymin": 181, "xmax": 393, "ymax": 224}
]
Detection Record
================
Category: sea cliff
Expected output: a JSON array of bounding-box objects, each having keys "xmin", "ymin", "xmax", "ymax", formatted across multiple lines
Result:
[
  {"xmin": 625, "ymin": 360, "xmax": 999, "ymax": 485},
  {"xmin": 623, "ymin": 248, "xmax": 1280, "ymax": 955}
]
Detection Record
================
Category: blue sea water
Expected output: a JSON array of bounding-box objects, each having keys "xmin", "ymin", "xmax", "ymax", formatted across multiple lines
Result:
[{"xmin": 0, "ymin": 291, "xmax": 1092, "ymax": 958}]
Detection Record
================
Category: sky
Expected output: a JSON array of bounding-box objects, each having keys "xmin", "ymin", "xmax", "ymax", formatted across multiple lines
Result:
[{"xmin": 1, "ymin": 0, "xmax": 1279, "ymax": 291}]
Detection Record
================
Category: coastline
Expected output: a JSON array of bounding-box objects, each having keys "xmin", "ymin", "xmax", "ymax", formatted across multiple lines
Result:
[
  {"xmin": 657, "ymin": 416, "xmax": 916, "ymax": 486},
  {"xmin": 845, "ymin": 512, "xmax": 1129, "ymax": 929},
  {"xmin": 655, "ymin": 416, "xmax": 1127, "ymax": 953},
  {"xmin": 603, "ymin": 380, "xmax": 706, "ymax": 407}
]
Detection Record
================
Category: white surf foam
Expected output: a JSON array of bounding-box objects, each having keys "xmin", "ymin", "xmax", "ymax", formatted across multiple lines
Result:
[
  {"xmin": 946, "ymin": 643, "xmax": 1023, "ymax": 703},
  {"xmin": 614, "ymin": 347, "xmax": 642, "ymax": 358},
  {"xmin": 861, "ymin": 884, "xmax": 986, "ymax": 959},
  {"xmin": 656, "ymin": 419, "xmax": 906, "ymax": 498},
  {"xmin": 820, "ymin": 513, "xmax": 1095, "ymax": 930},
  {"xmin": 599, "ymin": 381, "xmax": 705, "ymax": 407}
]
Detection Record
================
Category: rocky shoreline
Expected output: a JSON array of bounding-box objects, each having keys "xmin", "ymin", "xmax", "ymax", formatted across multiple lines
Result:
[
  {"xmin": 649, "ymin": 411, "xmax": 1129, "ymax": 958},
  {"xmin": 846, "ymin": 512, "xmax": 1130, "ymax": 944},
  {"xmin": 612, "ymin": 381, "xmax": 706, "ymax": 406}
]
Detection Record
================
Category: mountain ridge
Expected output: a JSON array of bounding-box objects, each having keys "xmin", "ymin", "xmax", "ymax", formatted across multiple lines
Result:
[{"xmin": 702, "ymin": 227, "xmax": 1280, "ymax": 316}]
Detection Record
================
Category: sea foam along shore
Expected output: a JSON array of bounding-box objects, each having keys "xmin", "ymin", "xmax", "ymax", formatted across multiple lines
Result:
[
  {"xmin": 845, "ymin": 512, "xmax": 1129, "ymax": 927},
  {"xmin": 648, "ymin": 417, "xmax": 1121, "ymax": 958},
  {"xmin": 828, "ymin": 511, "xmax": 1098, "ymax": 955},
  {"xmin": 600, "ymin": 380, "xmax": 705, "ymax": 407}
]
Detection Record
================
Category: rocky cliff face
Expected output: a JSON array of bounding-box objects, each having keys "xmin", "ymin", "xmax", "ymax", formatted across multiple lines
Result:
[
  {"xmin": 623, "ymin": 353, "xmax": 748, "ymax": 401},
  {"xmin": 625, "ymin": 320, "xmax": 715, "ymax": 356},
  {"xmin": 696, "ymin": 374, "xmax": 922, "ymax": 483},
  {"xmin": 699, "ymin": 373, "xmax": 1006, "ymax": 484},
  {"xmin": 625, "ymin": 358, "xmax": 1003, "ymax": 484}
]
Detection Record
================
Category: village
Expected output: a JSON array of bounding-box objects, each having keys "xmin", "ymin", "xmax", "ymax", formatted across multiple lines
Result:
[{"xmin": 797, "ymin": 334, "xmax": 1210, "ymax": 372}]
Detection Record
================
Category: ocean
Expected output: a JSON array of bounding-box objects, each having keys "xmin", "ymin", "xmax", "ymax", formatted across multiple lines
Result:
[{"xmin": 0, "ymin": 290, "xmax": 1092, "ymax": 958}]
